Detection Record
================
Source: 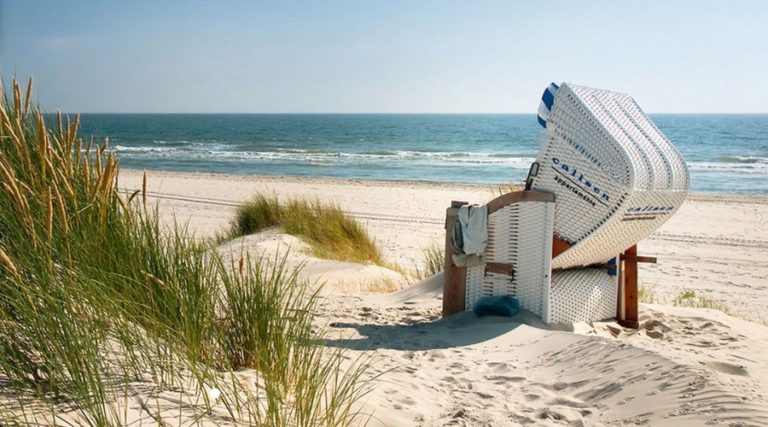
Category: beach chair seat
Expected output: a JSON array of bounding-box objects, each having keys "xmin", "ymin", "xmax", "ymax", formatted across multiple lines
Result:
[
  {"xmin": 451, "ymin": 192, "xmax": 622, "ymax": 324},
  {"xmin": 462, "ymin": 192, "xmax": 555, "ymax": 315}
]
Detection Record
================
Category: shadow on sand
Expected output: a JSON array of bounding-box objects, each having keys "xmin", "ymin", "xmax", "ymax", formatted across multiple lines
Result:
[{"xmin": 324, "ymin": 310, "xmax": 570, "ymax": 352}]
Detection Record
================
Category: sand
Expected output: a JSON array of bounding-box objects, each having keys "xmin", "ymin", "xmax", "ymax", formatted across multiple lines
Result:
[{"xmin": 113, "ymin": 169, "xmax": 768, "ymax": 425}]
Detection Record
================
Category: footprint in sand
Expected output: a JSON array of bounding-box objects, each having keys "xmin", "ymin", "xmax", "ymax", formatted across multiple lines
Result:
[
  {"xmin": 441, "ymin": 376, "xmax": 459, "ymax": 384},
  {"xmin": 428, "ymin": 350, "xmax": 446, "ymax": 361},
  {"xmin": 575, "ymin": 382, "xmax": 623, "ymax": 400},
  {"xmin": 524, "ymin": 393, "xmax": 541, "ymax": 402},
  {"xmin": 448, "ymin": 362, "xmax": 468, "ymax": 373},
  {"xmin": 617, "ymin": 396, "xmax": 636, "ymax": 406},
  {"xmin": 702, "ymin": 361, "xmax": 749, "ymax": 376},
  {"xmin": 383, "ymin": 387, "xmax": 399, "ymax": 395},
  {"xmin": 484, "ymin": 375, "xmax": 527, "ymax": 384},
  {"xmin": 486, "ymin": 362, "xmax": 509, "ymax": 373}
]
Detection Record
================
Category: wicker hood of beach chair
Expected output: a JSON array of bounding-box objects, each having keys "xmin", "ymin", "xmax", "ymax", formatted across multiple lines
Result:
[{"xmin": 528, "ymin": 82, "xmax": 690, "ymax": 270}]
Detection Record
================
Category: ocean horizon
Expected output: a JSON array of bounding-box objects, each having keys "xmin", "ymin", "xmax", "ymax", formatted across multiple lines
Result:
[{"xmin": 71, "ymin": 113, "xmax": 768, "ymax": 195}]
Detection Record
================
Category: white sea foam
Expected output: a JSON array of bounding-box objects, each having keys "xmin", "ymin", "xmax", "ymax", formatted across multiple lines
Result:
[
  {"xmin": 114, "ymin": 145, "xmax": 178, "ymax": 153},
  {"xmin": 114, "ymin": 146, "xmax": 536, "ymax": 167},
  {"xmin": 688, "ymin": 160, "xmax": 768, "ymax": 174}
]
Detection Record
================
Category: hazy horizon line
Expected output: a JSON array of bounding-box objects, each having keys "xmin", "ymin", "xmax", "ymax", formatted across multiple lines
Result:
[{"xmin": 63, "ymin": 111, "xmax": 768, "ymax": 115}]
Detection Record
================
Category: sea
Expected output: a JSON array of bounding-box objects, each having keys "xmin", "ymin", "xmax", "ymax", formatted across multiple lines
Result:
[{"xmin": 74, "ymin": 114, "xmax": 768, "ymax": 195}]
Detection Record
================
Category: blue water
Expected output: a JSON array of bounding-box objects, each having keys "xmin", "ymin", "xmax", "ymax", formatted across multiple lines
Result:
[{"xmin": 74, "ymin": 114, "xmax": 768, "ymax": 194}]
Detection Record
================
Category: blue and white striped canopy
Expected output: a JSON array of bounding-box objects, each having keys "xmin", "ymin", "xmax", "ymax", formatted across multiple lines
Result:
[{"xmin": 537, "ymin": 82, "xmax": 560, "ymax": 128}]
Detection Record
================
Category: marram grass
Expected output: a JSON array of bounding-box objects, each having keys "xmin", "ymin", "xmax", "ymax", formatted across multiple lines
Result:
[
  {"xmin": 412, "ymin": 244, "xmax": 444, "ymax": 281},
  {"xmin": 231, "ymin": 193, "xmax": 384, "ymax": 265},
  {"xmin": 0, "ymin": 77, "xmax": 370, "ymax": 426},
  {"xmin": 673, "ymin": 289, "xmax": 730, "ymax": 314}
]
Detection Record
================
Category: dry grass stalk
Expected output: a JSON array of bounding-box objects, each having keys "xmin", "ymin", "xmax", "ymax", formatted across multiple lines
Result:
[
  {"xmin": 56, "ymin": 166, "xmax": 76, "ymax": 200},
  {"xmin": 52, "ymin": 184, "xmax": 69, "ymax": 233},
  {"xmin": 57, "ymin": 110, "xmax": 63, "ymax": 140},
  {"xmin": 64, "ymin": 114, "xmax": 71, "ymax": 149},
  {"xmin": 98, "ymin": 156, "xmax": 118, "ymax": 202},
  {"xmin": 128, "ymin": 189, "xmax": 141, "ymax": 203},
  {"xmin": 0, "ymin": 247, "xmax": 20, "ymax": 278},
  {"xmin": 74, "ymin": 137, "xmax": 83, "ymax": 168},
  {"xmin": 13, "ymin": 79, "xmax": 21, "ymax": 118},
  {"xmin": 0, "ymin": 103, "xmax": 19, "ymax": 141},
  {"xmin": 46, "ymin": 188, "xmax": 54, "ymax": 243},
  {"xmin": 142, "ymin": 170, "xmax": 147, "ymax": 209},
  {"xmin": 68, "ymin": 114, "xmax": 80, "ymax": 149},
  {"xmin": 114, "ymin": 189, "xmax": 132, "ymax": 219},
  {"xmin": 85, "ymin": 137, "xmax": 93, "ymax": 158},
  {"xmin": 141, "ymin": 270, "xmax": 170, "ymax": 291},
  {"xmin": 95, "ymin": 146, "xmax": 102, "ymax": 176},
  {"xmin": 92, "ymin": 155, "xmax": 108, "ymax": 200},
  {"xmin": 49, "ymin": 145, "xmax": 70, "ymax": 176},
  {"xmin": 44, "ymin": 156, "xmax": 56, "ymax": 184},
  {"xmin": 0, "ymin": 183, "xmax": 19, "ymax": 213},
  {"xmin": 35, "ymin": 113, "xmax": 50, "ymax": 178},
  {"xmin": 49, "ymin": 133, "xmax": 64, "ymax": 162},
  {"xmin": 0, "ymin": 161, "xmax": 27, "ymax": 213},
  {"xmin": 24, "ymin": 77, "xmax": 32, "ymax": 115},
  {"xmin": 84, "ymin": 139, "xmax": 92, "ymax": 183},
  {"xmin": 14, "ymin": 116, "xmax": 27, "ymax": 147}
]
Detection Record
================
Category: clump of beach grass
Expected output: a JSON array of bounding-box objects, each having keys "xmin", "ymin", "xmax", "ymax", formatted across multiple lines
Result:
[
  {"xmin": 230, "ymin": 193, "xmax": 384, "ymax": 265},
  {"xmin": 638, "ymin": 281, "xmax": 659, "ymax": 304},
  {"xmin": 413, "ymin": 244, "xmax": 444, "ymax": 281},
  {"xmin": 639, "ymin": 283, "xmax": 730, "ymax": 315},
  {"xmin": 0, "ymin": 77, "xmax": 370, "ymax": 425},
  {"xmin": 673, "ymin": 289, "xmax": 731, "ymax": 314}
]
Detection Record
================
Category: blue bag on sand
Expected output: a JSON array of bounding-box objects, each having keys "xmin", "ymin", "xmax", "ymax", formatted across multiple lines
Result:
[{"xmin": 473, "ymin": 295, "xmax": 520, "ymax": 317}]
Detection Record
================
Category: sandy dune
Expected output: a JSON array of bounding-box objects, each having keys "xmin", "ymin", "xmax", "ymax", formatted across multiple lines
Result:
[
  {"xmin": 114, "ymin": 169, "xmax": 768, "ymax": 426},
  {"xmin": 322, "ymin": 275, "xmax": 768, "ymax": 426}
]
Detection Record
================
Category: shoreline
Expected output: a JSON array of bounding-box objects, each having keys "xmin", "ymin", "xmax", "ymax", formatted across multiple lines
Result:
[{"xmin": 120, "ymin": 167, "xmax": 768, "ymax": 204}]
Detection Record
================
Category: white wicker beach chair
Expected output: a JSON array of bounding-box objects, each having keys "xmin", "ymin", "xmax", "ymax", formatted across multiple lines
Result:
[
  {"xmin": 528, "ymin": 83, "xmax": 689, "ymax": 270},
  {"xmin": 443, "ymin": 82, "xmax": 689, "ymax": 325}
]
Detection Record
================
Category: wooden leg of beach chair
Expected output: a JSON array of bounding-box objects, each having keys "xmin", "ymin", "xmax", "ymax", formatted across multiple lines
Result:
[
  {"xmin": 443, "ymin": 201, "xmax": 468, "ymax": 317},
  {"xmin": 618, "ymin": 245, "xmax": 640, "ymax": 329}
]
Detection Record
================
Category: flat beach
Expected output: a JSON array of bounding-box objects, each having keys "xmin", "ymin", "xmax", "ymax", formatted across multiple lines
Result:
[{"xmin": 119, "ymin": 168, "xmax": 768, "ymax": 425}]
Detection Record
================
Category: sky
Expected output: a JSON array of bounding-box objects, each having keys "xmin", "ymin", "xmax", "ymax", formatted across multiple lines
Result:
[{"xmin": 1, "ymin": 1, "xmax": 766, "ymax": 113}]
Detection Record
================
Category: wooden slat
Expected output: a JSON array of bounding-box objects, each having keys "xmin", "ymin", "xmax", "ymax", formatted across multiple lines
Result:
[
  {"xmin": 618, "ymin": 245, "xmax": 639, "ymax": 329},
  {"xmin": 485, "ymin": 262, "xmax": 514, "ymax": 276},
  {"xmin": 621, "ymin": 254, "xmax": 657, "ymax": 264},
  {"xmin": 443, "ymin": 201, "xmax": 467, "ymax": 317}
]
